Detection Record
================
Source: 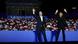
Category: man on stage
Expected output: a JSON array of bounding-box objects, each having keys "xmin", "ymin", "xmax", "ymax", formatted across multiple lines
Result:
[
  {"xmin": 32, "ymin": 8, "xmax": 47, "ymax": 42},
  {"xmin": 54, "ymin": 8, "xmax": 68, "ymax": 42}
]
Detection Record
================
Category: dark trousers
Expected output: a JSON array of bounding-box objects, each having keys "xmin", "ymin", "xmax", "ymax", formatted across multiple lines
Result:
[
  {"xmin": 55, "ymin": 29, "xmax": 65, "ymax": 42},
  {"xmin": 34, "ymin": 30, "xmax": 47, "ymax": 42},
  {"xmin": 51, "ymin": 30, "xmax": 57, "ymax": 42}
]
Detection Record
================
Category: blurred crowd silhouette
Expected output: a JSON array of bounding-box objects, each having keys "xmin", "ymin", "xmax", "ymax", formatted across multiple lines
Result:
[{"xmin": 0, "ymin": 17, "xmax": 78, "ymax": 31}]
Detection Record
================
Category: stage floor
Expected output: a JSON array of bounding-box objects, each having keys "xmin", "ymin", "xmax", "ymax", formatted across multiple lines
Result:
[{"xmin": 0, "ymin": 30, "xmax": 78, "ymax": 42}]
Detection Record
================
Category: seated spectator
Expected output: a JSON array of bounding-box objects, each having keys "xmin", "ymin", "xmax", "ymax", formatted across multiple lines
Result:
[
  {"xmin": 23, "ymin": 25, "xmax": 29, "ymax": 30},
  {"xmin": 13, "ymin": 27, "xmax": 17, "ymax": 31},
  {"xmin": 19, "ymin": 25, "xmax": 24, "ymax": 31},
  {"xmin": 65, "ymin": 27, "xmax": 69, "ymax": 31},
  {"xmin": 76, "ymin": 19, "xmax": 78, "ymax": 29},
  {"xmin": 32, "ymin": 25, "xmax": 37, "ymax": 31},
  {"xmin": 4, "ymin": 25, "xmax": 9, "ymax": 31},
  {"xmin": 51, "ymin": 20, "xmax": 58, "ymax": 31},
  {"xmin": 8, "ymin": 26, "xmax": 13, "ymax": 31},
  {"xmin": 0, "ymin": 24, "xmax": 3, "ymax": 30}
]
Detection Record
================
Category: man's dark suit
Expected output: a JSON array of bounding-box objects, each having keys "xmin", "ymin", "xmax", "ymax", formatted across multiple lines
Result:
[
  {"xmin": 54, "ymin": 9, "xmax": 68, "ymax": 42},
  {"xmin": 33, "ymin": 10, "xmax": 47, "ymax": 42}
]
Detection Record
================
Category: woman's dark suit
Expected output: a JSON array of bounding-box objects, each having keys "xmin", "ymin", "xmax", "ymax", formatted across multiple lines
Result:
[{"xmin": 54, "ymin": 10, "xmax": 68, "ymax": 42}]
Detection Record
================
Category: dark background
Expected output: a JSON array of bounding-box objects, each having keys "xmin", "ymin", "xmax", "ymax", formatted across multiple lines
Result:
[
  {"xmin": 0, "ymin": 0, "xmax": 78, "ymax": 18},
  {"xmin": 40, "ymin": 0, "xmax": 78, "ymax": 9},
  {"xmin": 39, "ymin": 0, "xmax": 78, "ymax": 19},
  {"xmin": 0, "ymin": 0, "xmax": 78, "ymax": 12},
  {"xmin": 0, "ymin": 0, "xmax": 6, "ymax": 13},
  {"xmin": 0, "ymin": 0, "xmax": 6, "ymax": 17}
]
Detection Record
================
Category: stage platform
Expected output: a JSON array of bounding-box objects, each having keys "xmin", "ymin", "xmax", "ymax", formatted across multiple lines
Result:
[{"xmin": 0, "ymin": 30, "xmax": 78, "ymax": 42}]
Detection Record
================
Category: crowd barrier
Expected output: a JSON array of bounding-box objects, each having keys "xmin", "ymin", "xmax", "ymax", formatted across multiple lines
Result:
[{"xmin": 0, "ymin": 30, "xmax": 78, "ymax": 42}]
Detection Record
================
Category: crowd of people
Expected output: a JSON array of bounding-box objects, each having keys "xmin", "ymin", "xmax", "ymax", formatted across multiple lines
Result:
[
  {"xmin": 0, "ymin": 17, "xmax": 37, "ymax": 31},
  {"xmin": 65, "ymin": 19, "xmax": 78, "ymax": 31},
  {"xmin": 46, "ymin": 18, "xmax": 78, "ymax": 31},
  {"xmin": 0, "ymin": 17, "xmax": 78, "ymax": 31}
]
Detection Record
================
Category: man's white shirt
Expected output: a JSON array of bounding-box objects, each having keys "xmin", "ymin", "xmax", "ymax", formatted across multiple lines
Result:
[{"xmin": 39, "ymin": 11, "xmax": 43, "ymax": 22}]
